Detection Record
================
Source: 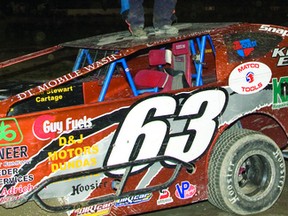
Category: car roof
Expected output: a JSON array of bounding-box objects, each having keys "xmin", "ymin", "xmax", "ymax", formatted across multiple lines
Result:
[{"xmin": 61, "ymin": 22, "xmax": 238, "ymax": 51}]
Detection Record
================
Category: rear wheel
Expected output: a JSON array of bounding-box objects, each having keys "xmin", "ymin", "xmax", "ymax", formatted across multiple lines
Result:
[{"xmin": 208, "ymin": 129, "xmax": 286, "ymax": 215}]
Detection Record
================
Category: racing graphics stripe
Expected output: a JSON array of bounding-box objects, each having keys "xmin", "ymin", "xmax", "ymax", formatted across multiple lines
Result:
[{"xmin": 0, "ymin": 107, "xmax": 130, "ymax": 197}]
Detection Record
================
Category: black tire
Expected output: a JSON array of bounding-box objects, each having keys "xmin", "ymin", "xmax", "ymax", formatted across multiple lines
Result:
[{"xmin": 208, "ymin": 129, "xmax": 286, "ymax": 215}]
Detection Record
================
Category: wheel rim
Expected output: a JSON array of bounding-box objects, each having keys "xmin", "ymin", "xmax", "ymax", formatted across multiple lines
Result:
[{"xmin": 235, "ymin": 151, "xmax": 274, "ymax": 199}]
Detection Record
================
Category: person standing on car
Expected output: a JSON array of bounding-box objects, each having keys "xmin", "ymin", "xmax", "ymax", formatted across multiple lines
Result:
[{"xmin": 121, "ymin": 0, "xmax": 178, "ymax": 38}]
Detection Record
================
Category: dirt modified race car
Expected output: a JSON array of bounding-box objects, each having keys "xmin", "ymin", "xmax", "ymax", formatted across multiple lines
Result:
[{"xmin": 0, "ymin": 22, "xmax": 287, "ymax": 215}]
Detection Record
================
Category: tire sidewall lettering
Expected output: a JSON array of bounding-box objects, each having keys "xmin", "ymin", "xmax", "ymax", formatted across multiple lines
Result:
[{"xmin": 223, "ymin": 138, "xmax": 285, "ymax": 211}]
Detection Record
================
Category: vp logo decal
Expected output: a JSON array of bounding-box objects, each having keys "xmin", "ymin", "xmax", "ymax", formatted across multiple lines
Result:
[
  {"xmin": 175, "ymin": 181, "xmax": 196, "ymax": 199},
  {"xmin": 0, "ymin": 118, "xmax": 23, "ymax": 146}
]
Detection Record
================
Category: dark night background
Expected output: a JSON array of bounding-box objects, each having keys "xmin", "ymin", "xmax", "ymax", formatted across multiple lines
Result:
[
  {"xmin": 0, "ymin": 0, "xmax": 287, "ymax": 53},
  {"xmin": 0, "ymin": 2, "xmax": 287, "ymax": 215}
]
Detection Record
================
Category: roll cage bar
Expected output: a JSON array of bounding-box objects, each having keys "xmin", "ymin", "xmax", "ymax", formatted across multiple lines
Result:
[
  {"xmin": 73, "ymin": 34, "xmax": 215, "ymax": 101},
  {"xmin": 4, "ymin": 156, "xmax": 194, "ymax": 212}
]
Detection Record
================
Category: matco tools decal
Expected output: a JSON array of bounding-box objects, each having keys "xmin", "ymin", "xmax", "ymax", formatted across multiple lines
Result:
[{"xmin": 229, "ymin": 62, "xmax": 271, "ymax": 94}]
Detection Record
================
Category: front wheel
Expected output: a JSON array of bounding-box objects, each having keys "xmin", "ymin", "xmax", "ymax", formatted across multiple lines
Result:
[{"xmin": 208, "ymin": 129, "xmax": 286, "ymax": 215}]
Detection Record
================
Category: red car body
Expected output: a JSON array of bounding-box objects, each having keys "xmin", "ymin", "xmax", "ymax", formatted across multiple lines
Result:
[{"xmin": 0, "ymin": 23, "xmax": 287, "ymax": 215}]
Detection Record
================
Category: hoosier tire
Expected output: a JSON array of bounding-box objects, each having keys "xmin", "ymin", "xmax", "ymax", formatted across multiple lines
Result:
[{"xmin": 208, "ymin": 129, "xmax": 286, "ymax": 215}]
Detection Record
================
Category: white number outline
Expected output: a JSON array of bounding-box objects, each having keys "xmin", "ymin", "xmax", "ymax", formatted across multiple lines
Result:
[{"xmin": 103, "ymin": 89, "xmax": 227, "ymax": 177}]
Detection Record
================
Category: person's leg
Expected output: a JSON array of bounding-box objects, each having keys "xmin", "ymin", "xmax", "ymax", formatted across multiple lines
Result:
[
  {"xmin": 126, "ymin": 0, "xmax": 147, "ymax": 37},
  {"xmin": 153, "ymin": 0, "xmax": 178, "ymax": 34},
  {"xmin": 153, "ymin": 0, "xmax": 177, "ymax": 28}
]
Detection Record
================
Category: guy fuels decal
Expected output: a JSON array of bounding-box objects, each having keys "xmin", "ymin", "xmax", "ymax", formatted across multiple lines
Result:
[
  {"xmin": 228, "ymin": 61, "xmax": 271, "ymax": 94},
  {"xmin": 233, "ymin": 39, "xmax": 257, "ymax": 57},
  {"xmin": 33, "ymin": 115, "xmax": 92, "ymax": 140}
]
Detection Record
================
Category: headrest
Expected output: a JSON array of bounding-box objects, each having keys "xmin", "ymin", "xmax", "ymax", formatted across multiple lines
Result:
[
  {"xmin": 172, "ymin": 41, "xmax": 190, "ymax": 56},
  {"xmin": 148, "ymin": 49, "xmax": 166, "ymax": 66}
]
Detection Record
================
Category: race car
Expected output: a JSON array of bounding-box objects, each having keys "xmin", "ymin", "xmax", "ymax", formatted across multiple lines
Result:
[{"xmin": 0, "ymin": 22, "xmax": 287, "ymax": 216}]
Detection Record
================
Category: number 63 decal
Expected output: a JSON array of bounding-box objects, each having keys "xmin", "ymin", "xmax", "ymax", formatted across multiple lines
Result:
[{"xmin": 104, "ymin": 89, "xmax": 227, "ymax": 176}]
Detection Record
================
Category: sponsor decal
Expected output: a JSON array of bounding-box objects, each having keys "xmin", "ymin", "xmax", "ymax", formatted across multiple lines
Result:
[
  {"xmin": 272, "ymin": 47, "xmax": 288, "ymax": 66},
  {"xmin": 273, "ymin": 150, "xmax": 286, "ymax": 191},
  {"xmin": 228, "ymin": 62, "xmax": 271, "ymax": 94},
  {"xmin": 59, "ymin": 134, "xmax": 84, "ymax": 146},
  {"xmin": 115, "ymin": 193, "xmax": 152, "ymax": 207},
  {"xmin": 272, "ymin": 76, "xmax": 288, "ymax": 109},
  {"xmin": 0, "ymin": 170, "xmax": 34, "ymax": 185},
  {"xmin": 14, "ymin": 53, "xmax": 121, "ymax": 102},
  {"xmin": 0, "ymin": 145, "xmax": 28, "ymax": 160},
  {"xmin": 35, "ymin": 86, "xmax": 74, "ymax": 103},
  {"xmin": 175, "ymin": 181, "xmax": 196, "ymax": 200},
  {"xmin": 226, "ymin": 161, "xmax": 240, "ymax": 204},
  {"xmin": 259, "ymin": 24, "xmax": 288, "ymax": 37},
  {"xmin": 48, "ymin": 145, "xmax": 98, "ymax": 172},
  {"xmin": 0, "ymin": 167, "xmax": 33, "ymax": 185},
  {"xmin": 72, "ymin": 202, "xmax": 113, "ymax": 216},
  {"xmin": 233, "ymin": 39, "xmax": 257, "ymax": 57},
  {"xmin": 71, "ymin": 180, "xmax": 108, "ymax": 196},
  {"xmin": 0, "ymin": 195, "xmax": 22, "ymax": 204},
  {"xmin": 0, "ymin": 108, "xmax": 130, "ymax": 199},
  {"xmin": 104, "ymin": 89, "xmax": 227, "ymax": 176},
  {"xmin": 147, "ymin": 38, "xmax": 172, "ymax": 47},
  {"xmin": 33, "ymin": 115, "xmax": 92, "ymax": 140},
  {"xmin": 0, "ymin": 183, "xmax": 35, "ymax": 196},
  {"xmin": 2, "ymin": 159, "xmax": 31, "ymax": 167},
  {"xmin": 157, "ymin": 189, "xmax": 173, "ymax": 205},
  {"xmin": 0, "ymin": 118, "xmax": 23, "ymax": 146}
]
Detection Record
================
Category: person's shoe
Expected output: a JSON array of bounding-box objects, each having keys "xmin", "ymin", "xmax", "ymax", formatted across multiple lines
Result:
[
  {"xmin": 131, "ymin": 27, "xmax": 148, "ymax": 39},
  {"xmin": 155, "ymin": 25, "xmax": 179, "ymax": 35}
]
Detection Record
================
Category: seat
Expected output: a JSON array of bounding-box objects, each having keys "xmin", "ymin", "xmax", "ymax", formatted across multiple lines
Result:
[
  {"xmin": 135, "ymin": 46, "xmax": 192, "ymax": 92},
  {"xmin": 134, "ymin": 49, "xmax": 173, "ymax": 92}
]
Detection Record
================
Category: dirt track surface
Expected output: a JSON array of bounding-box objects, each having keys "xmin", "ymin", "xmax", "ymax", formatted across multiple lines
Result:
[{"xmin": 1, "ymin": 160, "xmax": 287, "ymax": 216}]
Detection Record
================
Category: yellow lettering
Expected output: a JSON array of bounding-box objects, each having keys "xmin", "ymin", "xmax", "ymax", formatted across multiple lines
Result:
[
  {"xmin": 48, "ymin": 151, "xmax": 58, "ymax": 161},
  {"xmin": 59, "ymin": 137, "xmax": 66, "ymax": 146},
  {"xmin": 48, "ymin": 145, "xmax": 99, "ymax": 165},
  {"xmin": 51, "ymin": 163, "xmax": 59, "ymax": 172},
  {"xmin": 50, "ymin": 158, "xmax": 97, "ymax": 172},
  {"xmin": 58, "ymin": 134, "xmax": 84, "ymax": 146}
]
